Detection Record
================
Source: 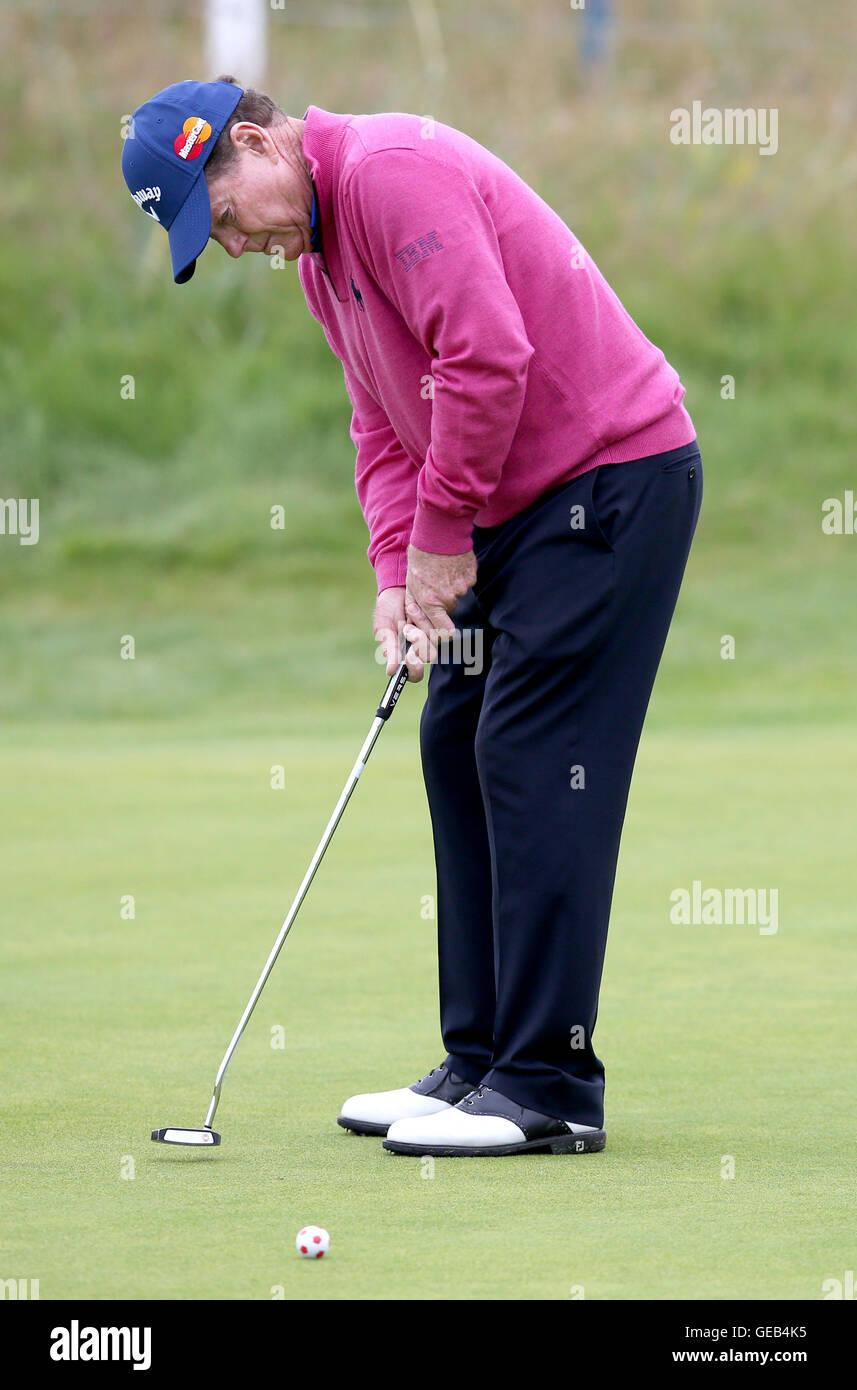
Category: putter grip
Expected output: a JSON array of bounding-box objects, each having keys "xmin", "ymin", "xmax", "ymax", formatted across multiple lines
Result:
[{"xmin": 376, "ymin": 642, "xmax": 412, "ymax": 721}]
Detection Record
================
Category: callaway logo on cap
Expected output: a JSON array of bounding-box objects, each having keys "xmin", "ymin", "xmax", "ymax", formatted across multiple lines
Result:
[{"xmin": 121, "ymin": 80, "xmax": 243, "ymax": 283}]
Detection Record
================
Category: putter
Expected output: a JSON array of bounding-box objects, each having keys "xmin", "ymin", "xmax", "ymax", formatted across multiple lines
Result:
[{"xmin": 152, "ymin": 648, "xmax": 412, "ymax": 1147}]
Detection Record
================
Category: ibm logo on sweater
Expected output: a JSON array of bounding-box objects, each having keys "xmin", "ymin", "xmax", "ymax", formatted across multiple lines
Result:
[{"xmin": 395, "ymin": 230, "xmax": 444, "ymax": 271}]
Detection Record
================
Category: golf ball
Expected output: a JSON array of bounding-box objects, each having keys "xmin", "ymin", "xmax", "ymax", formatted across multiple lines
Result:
[{"xmin": 296, "ymin": 1225, "xmax": 330, "ymax": 1259}]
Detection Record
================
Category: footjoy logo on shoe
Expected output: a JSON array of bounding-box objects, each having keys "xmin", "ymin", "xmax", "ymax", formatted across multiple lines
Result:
[{"xmin": 50, "ymin": 1320, "xmax": 152, "ymax": 1371}]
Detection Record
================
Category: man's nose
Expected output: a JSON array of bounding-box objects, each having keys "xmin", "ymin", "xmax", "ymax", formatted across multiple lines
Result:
[
  {"xmin": 212, "ymin": 227, "xmax": 248, "ymax": 257},
  {"xmin": 223, "ymin": 229, "xmax": 248, "ymax": 258}
]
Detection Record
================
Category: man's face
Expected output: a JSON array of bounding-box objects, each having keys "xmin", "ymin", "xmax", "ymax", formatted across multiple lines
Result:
[{"xmin": 206, "ymin": 123, "xmax": 311, "ymax": 262}]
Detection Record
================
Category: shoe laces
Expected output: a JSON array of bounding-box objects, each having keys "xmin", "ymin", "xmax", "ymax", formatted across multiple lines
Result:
[{"xmin": 464, "ymin": 1086, "xmax": 492, "ymax": 1105}]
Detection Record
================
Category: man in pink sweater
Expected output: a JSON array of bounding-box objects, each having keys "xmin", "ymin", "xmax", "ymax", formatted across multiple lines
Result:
[{"xmin": 123, "ymin": 79, "xmax": 702, "ymax": 1157}]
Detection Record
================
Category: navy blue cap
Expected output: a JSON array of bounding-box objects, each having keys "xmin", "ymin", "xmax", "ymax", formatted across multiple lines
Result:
[{"xmin": 121, "ymin": 80, "xmax": 243, "ymax": 283}]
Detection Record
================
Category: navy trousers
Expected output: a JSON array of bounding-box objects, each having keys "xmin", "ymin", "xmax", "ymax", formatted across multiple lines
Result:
[{"xmin": 419, "ymin": 440, "xmax": 703, "ymax": 1127}]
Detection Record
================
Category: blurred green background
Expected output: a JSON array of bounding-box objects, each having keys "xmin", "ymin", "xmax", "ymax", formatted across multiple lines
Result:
[
  {"xmin": 2, "ymin": 0, "xmax": 855, "ymax": 727},
  {"xmin": 2, "ymin": 1, "xmax": 856, "ymax": 1303}
]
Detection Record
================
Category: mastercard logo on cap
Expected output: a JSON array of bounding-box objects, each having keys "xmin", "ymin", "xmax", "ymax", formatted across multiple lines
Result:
[{"xmin": 174, "ymin": 116, "xmax": 213, "ymax": 161}]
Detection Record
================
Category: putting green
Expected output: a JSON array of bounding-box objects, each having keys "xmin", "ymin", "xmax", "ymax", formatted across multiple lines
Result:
[{"xmin": 1, "ymin": 712, "xmax": 854, "ymax": 1300}]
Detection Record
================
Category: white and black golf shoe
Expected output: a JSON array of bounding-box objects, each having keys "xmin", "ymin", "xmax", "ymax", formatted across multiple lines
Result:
[
  {"xmin": 337, "ymin": 1063, "xmax": 476, "ymax": 1137},
  {"xmin": 383, "ymin": 1085, "xmax": 607, "ymax": 1156}
]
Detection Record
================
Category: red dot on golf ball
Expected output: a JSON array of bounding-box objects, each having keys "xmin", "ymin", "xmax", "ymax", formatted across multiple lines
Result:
[{"xmin": 296, "ymin": 1225, "xmax": 330, "ymax": 1258}]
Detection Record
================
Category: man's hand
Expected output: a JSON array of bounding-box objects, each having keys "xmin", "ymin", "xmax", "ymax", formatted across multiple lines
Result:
[
  {"xmin": 406, "ymin": 544, "xmax": 477, "ymax": 630},
  {"xmin": 373, "ymin": 586, "xmax": 408, "ymax": 675},
  {"xmin": 402, "ymin": 544, "xmax": 477, "ymax": 681},
  {"xmin": 373, "ymin": 583, "xmax": 439, "ymax": 683},
  {"xmin": 373, "ymin": 548, "xmax": 476, "ymax": 682}
]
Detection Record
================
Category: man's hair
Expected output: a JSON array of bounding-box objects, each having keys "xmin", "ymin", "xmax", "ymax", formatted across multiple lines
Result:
[{"xmin": 205, "ymin": 75, "xmax": 286, "ymax": 179}]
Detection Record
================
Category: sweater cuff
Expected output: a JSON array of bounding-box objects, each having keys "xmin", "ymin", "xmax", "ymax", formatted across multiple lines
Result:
[
  {"xmin": 409, "ymin": 499, "xmax": 476, "ymax": 555},
  {"xmin": 374, "ymin": 549, "xmax": 410, "ymax": 594}
]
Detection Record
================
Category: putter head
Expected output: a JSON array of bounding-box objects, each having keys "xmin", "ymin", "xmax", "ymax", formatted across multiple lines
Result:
[{"xmin": 151, "ymin": 1127, "xmax": 221, "ymax": 1147}]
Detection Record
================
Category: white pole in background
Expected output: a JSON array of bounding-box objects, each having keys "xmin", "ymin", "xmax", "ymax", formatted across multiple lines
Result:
[
  {"xmin": 205, "ymin": 0, "xmax": 268, "ymax": 87},
  {"xmin": 407, "ymin": 0, "xmax": 447, "ymax": 93}
]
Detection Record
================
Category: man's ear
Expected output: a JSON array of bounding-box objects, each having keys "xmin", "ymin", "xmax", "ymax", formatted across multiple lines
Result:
[{"xmin": 229, "ymin": 122, "xmax": 271, "ymax": 157}]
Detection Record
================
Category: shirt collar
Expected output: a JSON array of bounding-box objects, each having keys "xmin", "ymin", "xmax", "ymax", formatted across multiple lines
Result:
[
  {"xmin": 301, "ymin": 105, "xmax": 351, "ymax": 300},
  {"xmin": 309, "ymin": 185, "xmax": 322, "ymax": 253}
]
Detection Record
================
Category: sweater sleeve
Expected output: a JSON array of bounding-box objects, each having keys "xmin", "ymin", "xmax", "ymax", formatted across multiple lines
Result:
[
  {"xmin": 343, "ymin": 362, "xmax": 417, "ymax": 593},
  {"xmin": 344, "ymin": 147, "xmax": 534, "ymax": 554}
]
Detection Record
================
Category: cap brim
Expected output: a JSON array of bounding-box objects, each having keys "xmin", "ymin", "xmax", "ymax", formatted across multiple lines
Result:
[{"xmin": 168, "ymin": 173, "xmax": 213, "ymax": 284}]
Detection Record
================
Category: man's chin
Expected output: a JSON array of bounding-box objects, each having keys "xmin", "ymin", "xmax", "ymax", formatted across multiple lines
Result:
[{"xmin": 264, "ymin": 234, "xmax": 303, "ymax": 259}]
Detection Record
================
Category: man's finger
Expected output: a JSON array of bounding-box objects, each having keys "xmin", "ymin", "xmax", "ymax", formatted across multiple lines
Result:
[
  {"xmin": 403, "ymin": 622, "xmax": 438, "ymax": 666},
  {"xmin": 402, "ymin": 626, "xmax": 426, "ymax": 682},
  {"xmin": 420, "ymin": 601, "xmax": 456, "ymax": 636},
  {"xmin": 404, "ymin": 593, "xmax": 431, "ymax": 627},
  {"xmin": 404, "ymin": 652, "xmax": 425, "ymax": 682},
  {"xmin": 406, "ymin": 592, "xmax": 456, "ymax": 639},
  {"xmin": 384, "ymin": 629, "xmax": 402, "ymax": 674},
  {"xmin": 373, "ymin": 622, "xmax": 401, "ymax": 674}
]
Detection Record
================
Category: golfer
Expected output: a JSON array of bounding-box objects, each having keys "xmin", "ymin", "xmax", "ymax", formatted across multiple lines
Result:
[{"xmin": 123, "ymin": 79, "xmax": 702, "ymax": 1157}]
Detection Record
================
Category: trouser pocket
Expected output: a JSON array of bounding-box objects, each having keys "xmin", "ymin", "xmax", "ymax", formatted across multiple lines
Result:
[{"xmin": 659, "ymin": 441, "xmax": 701, "ymax": 472}]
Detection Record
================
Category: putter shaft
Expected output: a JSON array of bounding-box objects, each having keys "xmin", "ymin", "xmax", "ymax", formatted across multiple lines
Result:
[{"xmin": 202, "ymin": 655, "xmax": 411, "ymax": 1132}]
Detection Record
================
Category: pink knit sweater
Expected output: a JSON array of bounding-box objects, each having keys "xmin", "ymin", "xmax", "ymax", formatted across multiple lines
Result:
[{"xmin": 299, "ymin": 107, "xmax": 696, "ymax": 592}]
